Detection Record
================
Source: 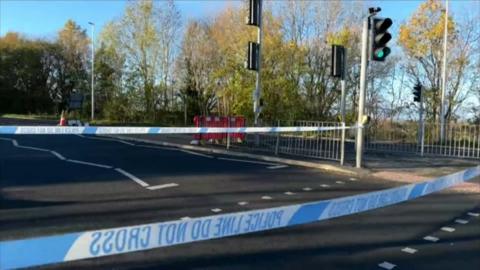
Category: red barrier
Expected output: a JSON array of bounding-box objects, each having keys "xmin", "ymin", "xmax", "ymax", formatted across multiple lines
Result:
[{"xmin": 192, "ymin": 116, "xmax": 245, "ymax": 142}]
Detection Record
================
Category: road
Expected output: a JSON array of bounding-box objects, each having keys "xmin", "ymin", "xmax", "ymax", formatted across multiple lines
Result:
[{"xmin": 0, "ymin": 134, "xmax": 479, "ymax": 270}]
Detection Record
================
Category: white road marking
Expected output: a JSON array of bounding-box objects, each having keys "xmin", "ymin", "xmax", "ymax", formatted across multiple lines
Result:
[
  {"xmin": 16, "ymin": 145, "xmax": 50, "ymax": 152},
  {"xmin": 336, "ymin": 181, "xmax": 345, "ymax": 184},
  {"xmin": 455, "ymin": 219, "xmax": 468, "ymax": 224},
  {"xmin": 302, "ymin": 187, "xmax": 312, "ymax": 191},
  {"xmin": 211, "ymin": 208, "xmax": 222, "ymax": 213},
  {"xmin": 146, "ymin": 183, "xmax": 179, "ymax": 190},
  {"xmin": 114, "ymin": 168, "xmax": 149, "ymax": 187},
  {"xmin": 180, "ymin": 149, "xmax": 214, "ymax": 158},
  {"xmin": 77, "ymin": 135, "xmax": 135, "ymax": 146},
  {"xmin": 238, "ymin": 201, "xmax": 249, "ymax": 206},
  {"xmin": 218, "ymin": 157, "xmax": 276, "ymax": 166},
  {"xmin": 180, "ymin": 216, "xmax": 191, "ymax": 220},
  {"xmin": 267, "ymin": 165, "xmax": 288, "ymax": 169},
  {"xmin": 320, "ymin": 184, "xmax": 330, "ymax": 188},
  {"xmin": 0, "ymin": 137, "xmax": 13, "ymax": 141},
  {"xmin": 136, "ymin": 145, "xmax": 177, "ymax": 151},
  {"xmin": 261, "ymin": 196, "xmax": 273, "ymax": 200},
  {"xmin": 423, "ymin": 236, "xmax": 439, "ymax": 242},
  {"xmin": 349, "ymin": 177, "xmax": 358, "ymax": 181},
  {"xmin": 401, "ymin": 247, "xmax": 418, "ymax": 254},
  {"xmin": 441, "ymin": 227, "xmax": 455, "ymax": 233},
  {"xmin": 467, "ymin": 212, "xmax": 479, "ymax": 217},
  {"xmin": 378, "ymin": 261, "xmax": 396, "ymax": 269},
  {"xmin": 12, "ymin": 139, "xmax": 18, "ymax": 146},
  {"xmin": 50, "ymin": 151, "xmax": 66, "ymax": 160},
  {"xmin": 66, "ymin": 159, "xmax": 112, "ymax": 169},
  {"xmin": 284, "ymin": 191, "xmax": 296, "ymax": 195}
]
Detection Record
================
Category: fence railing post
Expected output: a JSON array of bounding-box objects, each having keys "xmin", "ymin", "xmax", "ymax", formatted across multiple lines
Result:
[
  {"xmin": 275, "ymin": 120, "xmax": 280, "ymax": 155},
  {"xmin": 226, "ymin": 117, "xmax": 231, "ymax": 150},
  {"xmin": 340, "ymin": 122, "xmax": 346, "ymax": 165}
]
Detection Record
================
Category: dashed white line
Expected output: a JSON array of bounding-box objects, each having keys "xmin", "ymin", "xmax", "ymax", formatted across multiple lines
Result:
[
  {"xmin": 211, "ymin": 208, "xmax": 222, "ymax": 213},
  {"xmin": 401, "ymin": 247, "xmax": 418, "ymax": 254},
  {"xmin": 181, "ymin": 149, "xmax": 214, "ymax": 158},
  {"xmin": 267, "ymin": 165, "xmax": 289, "ymax": 169},
  {"xmin": 455, "ymin": 219, "xmax": 468, "ymax": 224},
  {"xmin": 50, "ymin": 151, "xmax": 66, "ymax": 160},
  {"xmin": 238, "ymin": 201, "xmax": 249, "ymax": 206},
  {"xmin": 302, "ymin": 187, "xmax": 312, "ymax": 191},
  {"xmin": 423, "ymin": 235, "xmax": 439, "ymax": 242},
  {"xmin": 335, "ymin": 181, "xmax": 345, "ymax": 185},
  {"xmin": 66, "ymin": 159, "xmax": 112, "ymax": 169},
  {"xmin": 378, "ymin": 261, "xmax": 396, "ymax": 269},
  {"xmin": 261, "ymin": 196, "xmax": 273, "ymax": 200},
  {"xmin": 114, "ymin": 168, "xmax": 150, "ymax": 187},
  {"xmin": 146, "ymin": 183, "xmax": 179, "ymax": 190},
  {"xmin": 467, "ymin": 212, "xmax": 479, "ymax": 217},
  {"xmin": 284, "ymin": 191, "xmax": 296, "ymax": 195},
  {"xmin": 349, "ymin": 177, "xmax": 358, "ymax": 181},
  {"xmin": 441, "ymin": 227, "xmax": 455, "ymax": 233},
  {"xmin": 320, "ymin": 184, "xmax": 330, "ymax": 188}
]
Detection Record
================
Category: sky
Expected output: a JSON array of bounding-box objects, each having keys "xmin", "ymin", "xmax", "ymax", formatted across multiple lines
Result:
[{"xmin": 1, "ymin": 0, "xmax": 478, "ymax": 40}]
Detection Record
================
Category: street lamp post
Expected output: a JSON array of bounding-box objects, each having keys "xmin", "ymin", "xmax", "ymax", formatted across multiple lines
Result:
[{"xmin": 88, "ymin": 22, "xmax": 95, "ymax": 121}]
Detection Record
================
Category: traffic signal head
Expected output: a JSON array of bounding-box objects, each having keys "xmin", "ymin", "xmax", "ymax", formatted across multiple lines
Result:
[
  {"xmin": 413, "ymin": 83, "xmax": 422, "ymax": 103},
  {"xmin": 246, "ymin": 0, "xmax": 260, "ymax": 26},
  {"xmin": 331, "ymin": 45, "xmax": 345, "ymax": 78},
  {"xmin": 245, "ymin": 42, "xmax": 259, "ymax": 71},
  {"xmin": 371, "ymin": 17, "xmax": 392, "ymax": 61}
]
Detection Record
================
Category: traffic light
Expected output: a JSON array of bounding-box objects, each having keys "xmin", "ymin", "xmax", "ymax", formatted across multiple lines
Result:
[
  {"xmin": 246, "ymin": 0, "xmax": 260, "ymax": 26},
  {"xmin": 371, "ymin": 17, "xmax": 392, "ymax": 61},
  {"xmin": 331, "ymin": 45, "xmax": 345, "ymax": 78},
  {"xmin": 245, "ymin": 42, "xmax": 259, "ymax": 71},
  {"xmin": 413, "ymin": 83, "xmax": 422, "ymax": 102}
]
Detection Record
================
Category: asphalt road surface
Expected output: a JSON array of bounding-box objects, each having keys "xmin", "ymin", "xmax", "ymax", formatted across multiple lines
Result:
[{"xmin": 0, "ymin": 134, "xmax": 479, "ymax": 270}]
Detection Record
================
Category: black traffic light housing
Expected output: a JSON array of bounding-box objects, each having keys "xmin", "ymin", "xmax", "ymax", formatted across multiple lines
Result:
[
  {"xmin": 331, "ymin": 45, "xmax": 346, "ymax": 78},
  {"xmin": 245, "ymin": 42, "xmax": 259, "ymax": 71},
  {"xmin": 371, "ymin": 17, "xmax": 392, "ymax": 61},
  {"xmin": 413, "ymin": 83, "xmax": 422, "ymax": 103},
  {"xmin": 246, "ymin": 0, "xmax": 260, "ymax": 26}
]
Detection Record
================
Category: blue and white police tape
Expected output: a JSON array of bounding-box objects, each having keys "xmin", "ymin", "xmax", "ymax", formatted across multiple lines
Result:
[
  {"xmin": 0, "ymin": 125, "xmax": 353, "ymax": 135},
  {"xmin": 1, "ymin": 165, "xmax": 479, "ymax": 270}
]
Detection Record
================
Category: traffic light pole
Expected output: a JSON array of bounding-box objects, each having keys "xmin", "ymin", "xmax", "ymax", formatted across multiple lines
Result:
[
  {"xmin": 419, "ymin": 92, "xmax": 425, "ymax": 156},
  {"xmin": 253, "ymin": 0, "xmax": 262, "ymax": 127},
  {"xmin": 356, "ymin": 17, "xmax": 369, "ymax": 169}
]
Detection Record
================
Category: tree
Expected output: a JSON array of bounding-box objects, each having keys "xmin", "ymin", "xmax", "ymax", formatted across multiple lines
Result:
[
  {"xmin": 0, "ymin": 32, "xmax": 54, "ymax": 114},
  {"xmin": 399, "ymin": 0, "xmax": 480, "ymax": 123},
  {"xmin": 44, "ymin": 20, "xmax": 90, "ymax": 112}
]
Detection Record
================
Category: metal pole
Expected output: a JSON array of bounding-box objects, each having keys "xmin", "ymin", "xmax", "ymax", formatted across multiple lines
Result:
[
  {"xmin": 356, "ymin": 18, "xmax": 369, "ymax": 168},
  {"xmin": 440, "ymin": 0, "xmax": 448, "ymax": 142},
  {"xmin": 419, "ymin": 90, "xmax": 425, "ymax": 156},
  {"xmin": 253, "ymin": 0, "xmax": 262, "ymax": 127},
  {"xmin": 89, "ymin": 22, "xmax": 95, "ymax": 121},
  {"xmin": 340, "ymin": 48, "xmax": 347, "ymax": 123}
]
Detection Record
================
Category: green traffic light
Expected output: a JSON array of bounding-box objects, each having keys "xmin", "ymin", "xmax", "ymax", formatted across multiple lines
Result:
[{"xmin": 376, "ymin": 51, "xmax": 384, "ymax": 58}]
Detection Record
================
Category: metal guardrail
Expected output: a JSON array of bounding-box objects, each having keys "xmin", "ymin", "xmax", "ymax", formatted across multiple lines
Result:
[
  {"xmin": 366, "ymin": 122, "xmax": 480, "ymax": 159},
  {"xmin": 226, "ymin": 120, "xmax": 347, "ymax": 163}
]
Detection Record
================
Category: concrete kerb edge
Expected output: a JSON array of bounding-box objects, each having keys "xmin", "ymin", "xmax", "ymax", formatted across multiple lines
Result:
[{"xmin": 106, "ymin": 135, "xmax": 365, "ymax": 177}]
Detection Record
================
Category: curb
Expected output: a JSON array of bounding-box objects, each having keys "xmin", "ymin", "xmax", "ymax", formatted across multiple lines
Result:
[{"xmin": 108, "ymin": 135, "xmax": 366, "ymax": 176}]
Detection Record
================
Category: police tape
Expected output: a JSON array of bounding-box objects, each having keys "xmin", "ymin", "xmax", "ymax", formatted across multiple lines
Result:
[
  {"xmin": 1, "ymin": 166, "xmax": 479, "ymax": 270},
  {"xmin": 0, "ymin": 125, "xmax": 353, "ymax": 135}
]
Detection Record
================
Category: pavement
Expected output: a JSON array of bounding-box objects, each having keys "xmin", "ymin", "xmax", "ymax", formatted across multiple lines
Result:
[{"xmin": 0, "ymin": 117, "xmax": 479, "ymax": 270}]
